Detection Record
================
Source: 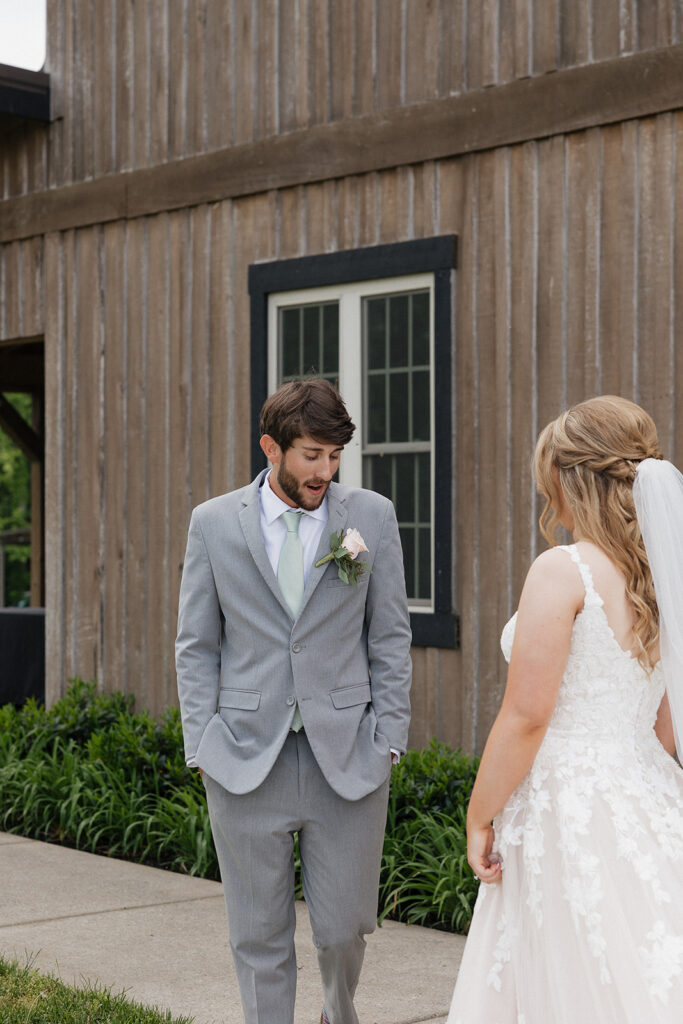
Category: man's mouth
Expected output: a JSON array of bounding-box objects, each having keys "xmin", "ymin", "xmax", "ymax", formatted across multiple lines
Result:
[{"xmin": 305, "ymin": 481, "xmax": 326, "ymax": 495}]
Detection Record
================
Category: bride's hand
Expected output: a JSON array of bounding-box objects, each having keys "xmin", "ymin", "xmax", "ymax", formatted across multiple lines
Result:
[{"xmin": 467, "ymin": 821, "xmax": 503, "ymax": 884}]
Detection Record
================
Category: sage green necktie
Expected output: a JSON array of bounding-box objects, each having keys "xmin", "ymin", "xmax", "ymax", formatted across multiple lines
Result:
[{"xmin": 278, "ymin": 510, "xmax": 305, "ymax": 731}]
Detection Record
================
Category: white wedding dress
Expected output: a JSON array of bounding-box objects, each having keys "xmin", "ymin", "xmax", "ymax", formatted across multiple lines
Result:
[{"xmin": 447, "ymin": 545, "xmax": 683, "ymax": 1023}]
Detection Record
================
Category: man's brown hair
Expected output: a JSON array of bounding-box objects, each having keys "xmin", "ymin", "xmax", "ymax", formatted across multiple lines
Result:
[{"xmin": 259, "ymin": 378, "xmax": 355, "ymax": 452}]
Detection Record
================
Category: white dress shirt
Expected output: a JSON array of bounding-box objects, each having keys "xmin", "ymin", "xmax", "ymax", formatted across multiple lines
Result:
[{"xmin": 259, "ymin": 470, "xmax": 328, "ymax": 580}]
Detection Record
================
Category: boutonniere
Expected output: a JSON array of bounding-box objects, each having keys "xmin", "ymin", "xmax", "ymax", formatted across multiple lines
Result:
[{"xmin": 315, "ymin": 528, "xmax": 371, "ymax": 586}]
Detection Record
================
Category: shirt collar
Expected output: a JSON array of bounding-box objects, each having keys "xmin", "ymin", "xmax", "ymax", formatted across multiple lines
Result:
[{"xmin": 260, "ymin": 469, "xmax": 328, "ymax": 525}]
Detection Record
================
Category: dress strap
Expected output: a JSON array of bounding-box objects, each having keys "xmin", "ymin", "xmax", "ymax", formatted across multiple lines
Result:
[{"xmin": 557, "ymin": 544, "xmax": 603, "ymax": 607}]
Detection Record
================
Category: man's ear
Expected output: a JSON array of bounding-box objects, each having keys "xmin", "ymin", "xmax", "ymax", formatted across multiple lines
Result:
[{"xmin": 260, "ymin": 434, "xmax": 281, "ymax": 465}]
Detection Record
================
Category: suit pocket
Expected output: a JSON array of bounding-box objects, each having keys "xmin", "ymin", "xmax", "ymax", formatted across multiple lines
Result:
[
  {"xmin": 329, "ymin": 682, "xmax": 371, "ymax": 709},
  {"xmin": 325, "ymin": 572, "xmax": 370, "ymax": 588},
  {"xmin": 218, "ymin": 688, "xmax": 261, "ymax": 711}
]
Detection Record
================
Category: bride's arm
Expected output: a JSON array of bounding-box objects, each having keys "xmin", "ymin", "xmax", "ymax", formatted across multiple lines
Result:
[
  {"xmin": 466, "ymin": 548, "xmax": 584, "ymax": 883},
  {"xmin": 654, "ymin": 692, "xmax": 676, "ymax": 756}
]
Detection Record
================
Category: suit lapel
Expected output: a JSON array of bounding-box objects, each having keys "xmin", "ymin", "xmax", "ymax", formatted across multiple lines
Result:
[
  {"xmin": 238, "ymin": 472, "xmax": 293, "ymax": 619},
  {"xmin": 297, "ymin": 484, "xmax": 348, "ymax": 618}
]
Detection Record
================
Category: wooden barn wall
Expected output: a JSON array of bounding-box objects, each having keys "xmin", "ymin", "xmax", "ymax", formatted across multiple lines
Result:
[
  {"xmin": 38, "ymin": 110, "xmax": 683, "ymax": 751},
  {"xmin": 0, "ymin": 237, "xmax": 44, "ymax": 341},
  {"xmin": 4, "ymin": 0, "xmax": 683, "ymax": 199}
]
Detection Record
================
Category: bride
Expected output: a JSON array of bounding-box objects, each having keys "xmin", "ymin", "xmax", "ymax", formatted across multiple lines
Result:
[{"xmin": 448, "ymin": 396, "xmax": 683, "ymax": 1023}]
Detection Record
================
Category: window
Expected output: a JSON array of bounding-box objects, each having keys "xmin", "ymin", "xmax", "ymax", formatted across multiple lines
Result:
[{"xmin": 249, "ymin": 236, "xmax": 457, "ymax": 647}]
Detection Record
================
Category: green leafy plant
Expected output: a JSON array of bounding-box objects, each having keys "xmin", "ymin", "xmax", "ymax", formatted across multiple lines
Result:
[{"xmin": 0, "ymin": 683, "xmax": 481, "ymax": 934}]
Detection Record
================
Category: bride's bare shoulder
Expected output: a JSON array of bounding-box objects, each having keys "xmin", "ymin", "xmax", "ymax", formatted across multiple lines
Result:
[{"xmin": 520, "ymin": 547, "xmax": 585, "ymax": 610}]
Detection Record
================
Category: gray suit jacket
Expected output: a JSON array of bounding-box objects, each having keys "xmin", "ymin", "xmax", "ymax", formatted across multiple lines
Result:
[{"xmin": 175, "ymin": 471, "xmax": 412, "ymax": 800}]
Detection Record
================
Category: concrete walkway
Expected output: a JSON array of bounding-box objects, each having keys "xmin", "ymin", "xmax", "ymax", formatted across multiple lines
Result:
[{"xmin": 0, "ymin": 832, "xmax": 465, "ymax": 1024}]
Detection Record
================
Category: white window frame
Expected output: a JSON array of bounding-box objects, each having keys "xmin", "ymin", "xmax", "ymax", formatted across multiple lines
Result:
[{"xmin": 267, "ymin": 272, "xmax": 435, "ymax": 614}]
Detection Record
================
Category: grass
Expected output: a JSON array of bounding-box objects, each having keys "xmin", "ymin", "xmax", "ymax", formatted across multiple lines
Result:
[
  {"xmin": 0, "ymin": 680, "xmax": 481, "ymax": 935},
  {"xmin": 0, "ymin": 955, "xmax": 194, "ymax": 1024}
]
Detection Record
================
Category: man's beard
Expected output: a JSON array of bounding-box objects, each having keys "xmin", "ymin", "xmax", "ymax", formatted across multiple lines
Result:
[{"xmin": 277, "ymin": 458, "xmax": 329, "ymax": 510}]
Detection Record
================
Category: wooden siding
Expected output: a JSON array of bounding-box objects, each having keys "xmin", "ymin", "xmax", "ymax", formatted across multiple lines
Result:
[
  {"xmin": 0, "ymin": 237, "xmax": 44, "ymax": 341},
  {"xmin": 4, "ymin": 0, "xmax": 683, "ymax": 201},
  {"xmin": 30, "ymin": 111, "xmax": 682, "ymax": 752}
]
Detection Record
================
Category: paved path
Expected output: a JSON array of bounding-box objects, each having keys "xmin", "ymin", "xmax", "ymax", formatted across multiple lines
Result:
[{"xmin": 0, "ymin": 832, "xmax": 464, "ymax": 1023}]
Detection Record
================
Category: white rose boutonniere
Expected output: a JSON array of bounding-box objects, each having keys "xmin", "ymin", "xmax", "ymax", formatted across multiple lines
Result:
[{"xmin": 315, "ymin": 527, "xmax": 371, "ymax": 586}]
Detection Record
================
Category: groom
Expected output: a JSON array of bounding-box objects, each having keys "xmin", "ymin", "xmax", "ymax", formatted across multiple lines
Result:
[{"xmin": 175, "ymin": 378, "xmax": 412, "ymax": 1024}]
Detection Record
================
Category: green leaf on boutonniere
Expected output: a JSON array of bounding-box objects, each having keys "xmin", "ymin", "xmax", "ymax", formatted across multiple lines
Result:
[{"xmin": 315, "ymin": 527, "xmax": 372, "ymax": 585}]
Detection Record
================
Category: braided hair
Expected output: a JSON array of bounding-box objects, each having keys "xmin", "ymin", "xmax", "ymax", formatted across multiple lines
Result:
[{"xmin": 534, "ymin": 395, "xmax": 662, "ymax": 669}]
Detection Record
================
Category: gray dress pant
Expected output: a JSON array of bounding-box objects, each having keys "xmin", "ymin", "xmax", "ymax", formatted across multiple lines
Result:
[{"xmin": 203, "ymin": 730, "xmax": 390, "ymax": 1024}]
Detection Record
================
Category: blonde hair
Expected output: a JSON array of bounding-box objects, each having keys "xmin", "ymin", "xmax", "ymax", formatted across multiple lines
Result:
[{"xmin": 534, "ymin": 395, "xmax": 662, "ymax": 668}]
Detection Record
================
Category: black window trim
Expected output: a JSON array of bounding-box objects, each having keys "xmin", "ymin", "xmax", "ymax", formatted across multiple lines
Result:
[{"xmin": 248, "ymin": 235, "xmax": 458, "ymax": 649}]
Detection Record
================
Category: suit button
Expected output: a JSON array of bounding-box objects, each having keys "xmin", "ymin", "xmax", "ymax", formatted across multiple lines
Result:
[
  {"xmin": 286, "ymin": 695, "xmax": 296, "ymax": 706},
  {"xmin": 291, "ymin": 642, "xmax": 301, "ymax": 653}
]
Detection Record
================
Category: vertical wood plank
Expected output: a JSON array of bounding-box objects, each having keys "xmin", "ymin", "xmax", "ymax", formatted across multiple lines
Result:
[
  {"xmin": 149, "ymin": 0, "xmax": 170, "ymax": 165},
  {"xmin": 46, "ymin": 0, "xmax": 65, "ymax": 188},
  {"xmin": 93, "ymin": 0, "xmax": 115, "ymax": 176},
  {"xmin": 206, "ymin": 0, "xmax": 232, "ymax": 148},
  {"xmin": 558, "ymin": 0, "xmax": 590, "ymax": 66},
  {"xmin": 480, "ymin": 0, "xmax": 499, "ymax": 86},
  {"xmin": 102, "ymin": 220, "xmax": 126, "ymax": 693},
  {"xmin": 405, "ymin": 0, "xmax": 440, "ymax": 103},
  {"xmin": 123, "ymin": 217, "xmax": 147, "ymax": 698},
  {"xmin": 166, "ymin": 210, "xmax": 190, "ymax": 709},
  {"xmin": 74, "ymin": 226, "xmax": 102, "ymax": 684},
  {"xmin": 455, "ymin": 153, "xmax": 480, "ymax": 751},
  {"xmin": 535, "ymin": 137, "xmax": 566, "ymax": 428},
  {"xmin": 231, "ymin": 193, "xmax": 278, "ymax": 486},
  {"xmin": 357, "ymin": 172, "xmax": 379, "ymax": 246},
  {"xmin": 186, "ymin": 1, "xmax": 208, "ymax": 156},
  {"xmin": 43, "ymin": 231, "xmax": 65, "ymax": 703},
  {"xmin": 532, "ymin": 0, "xmax": 559, "ymax": 73},
  {"xmin": 464, "ymin": 0, "xmax": 483, "ymax": 90},
  {"xmin": 256, "ymin": 0, "xmax": 278, "ymax": 139},
  {"xmin": 115, "ymin": 0, "xmax": 134, "ymax": 170},
  {"xmin": 279, "ymin": 186, "xmax": 304, "ymax": 258},
  {"xmin": 329, "ymin": 0, "xmax": 355, "ymax": 120},
  {"xmin": 376, "ymin": 0, "xmax": 403, "ymax": 109},
  {"xmin": 354, "ymin": 0, "xmax": 375, "ymax": 114},
  {"xmin": 72, "ymin": 0, "xmax": 95, "ymax": 181},
  {"xmin": 508, "ymin": 143, "xmax": 538, "ymax": 600},
  {"xmin": 168, "ymin": 0, "xmax": 188, "ymax": 160},
  {"xmin": 208, "ymin": 201, "xmax": 232, "ymax": 496},
  {"xmin": 144, "ymin": 213, "xmax": 169, "ymax": 711},
  {"xmin": 336, "ymin": 175, "xmax": 360, "ymax": 249},
  {"xmin": 233, "ymin": 1, "xmax": 256, "ymax": 143},
  {"xmin": 304, "ymin": 180, "xmax": 338, "ymax": 254},
  {"xmin": 617, "ymin": 121, "xmax": 638, "ymax": 398},
  {"xmin": 437, "ymin": 0, "xmax": 464, "ymax": 97},
  {"xmin": 133, "ymin": 0, "xmax": 150, "ymax": 167},
  {"xmin": 597, "ymin": 123, "xmax": 624, "ymax": 395},
  {"xmin": 377, "ymin": 169, "xmax": 399, "ymax": 243},
  {"xmin": 592, "ymin": 0, "xmax": 621, "ymax": 60}
]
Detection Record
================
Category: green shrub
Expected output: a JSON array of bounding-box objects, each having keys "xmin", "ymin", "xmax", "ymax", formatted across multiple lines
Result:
[{"xmin": 0, "ymin": 682, "xmax": 480, "ymax": 933}]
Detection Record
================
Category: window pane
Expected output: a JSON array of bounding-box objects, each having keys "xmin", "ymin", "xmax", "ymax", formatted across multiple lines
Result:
[
  {"xmin": 412, "ymin": 291, "xmax": 429, "ymax": 365},
  {"xmin": 367, "ymin": 374, "xmax": 386, "ymax": 444},
  {"xmin": 366, "ymin": 298, "xmax": 386, "ymax": 369},
  {"xmin": 418, "ymin": 452, "xmax": 431, "ymax": 523},
  {"xmin": 281, "ymin": 308, "xmax": 301, "ymax": 378},
  {"xmin": 394, "ymin": 452, "xmax": 415, "ymax": 522},
  {"xmin": 322, "ymin": 304, "xmax": 339, "ymax": 375},
  {"xmin": 399, "ymin": 526, "xmax": 416, "ymax": 598},
  {"xmin": 389, "ymin": 295, "xmax": 409, "ymax": 367},
  {"xmin": 389, "ymin": 372, "xmax": 409, "ymax": 442},
  {"xmin": 363, "ymin": 452, "xmax": 392, "ymax": 497},
  {"xmin": 418, "ymin": 527, "xmax": 431, "ymax": 600},
  {"xmin": 412, "ymin": 370, "xmax": 430, "ymax": 441},
  {"xmin": 303, "ymin": 306, "xmax": 320, "ymax": 373}
]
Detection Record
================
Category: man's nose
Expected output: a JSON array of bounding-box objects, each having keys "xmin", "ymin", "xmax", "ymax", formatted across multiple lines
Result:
[{"xmin": 318, "ymin": 461, "xmax": 334, "ymax": 480}]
